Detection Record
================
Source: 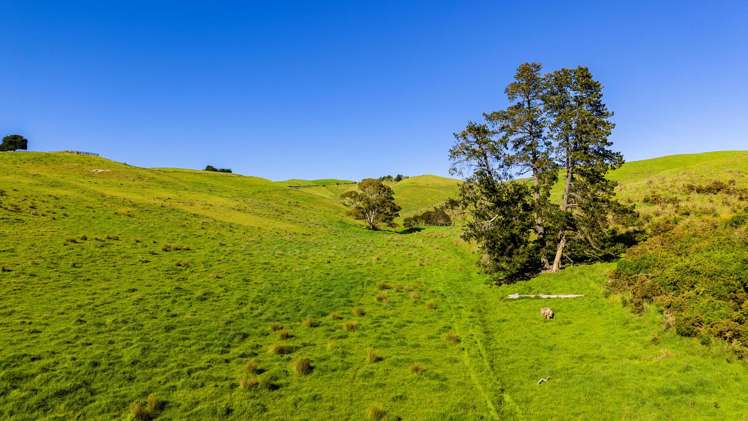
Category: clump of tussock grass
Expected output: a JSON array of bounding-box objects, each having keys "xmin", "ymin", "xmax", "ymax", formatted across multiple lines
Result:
[
  {"xmin": 377, "ymin": 282, "xmax": 393, "ymax": 290},
  {"xmin": 277, "ymin": 329, "xmax": 294, "ymax": 339},
  {"xmin": 302, "ymin": 317, "xmax": 319, "ymax": 328},
  {"xmin": 293, "ymin": 357, "xmax": 313, "ymax": 376},
  {"xmin": 343, "ymin": 320, "xmax": 359, "ymax": 331},
  {"xmin": 367, "ymin": 349, "xmax": 383, "ymax": 363},
  {"xmin": 367, "ymin": 404, "xmax": 387, "ymax": 420},
  {"xmin": 445, "ymin": 330, "xmax": 461, "ymax": 344},
  {"xmin": 410, "ymin": 363, "xmax": 426, "ymax": 374},
  {"xmin": 329, "ymin": 311, "xmax": 342, "ymax": 320},
  {"xmin": 269, "ymin": 322, "xmax": 284, "ymax": 332},
  {"xmin": 244, "ymin": 359, "xmax": 260, "ymax": 374},
  {"xmin": 375, "ymin": 292, "xmax": 388, "ymax": 303},
  {"xmin": 268, "ymin": 342, "xmax": 294, "ymax": 355},
  {"xmin": 409, "ymin": 291, "xmax": 421, "ymax": 302},
  {"xmin": 129, "ymin": 393, "xmax": 161, "ymax": 420},
  {"xmin": 425, "ymin": 301, "xmax": 437, "ymax": 310},
  {"xmin": 352, "ymin": 307, "xmax": 366, "ymax": 317},
  {"xmin": 239, "ymin": 375, "xmax": 260, "ymax": 390}
]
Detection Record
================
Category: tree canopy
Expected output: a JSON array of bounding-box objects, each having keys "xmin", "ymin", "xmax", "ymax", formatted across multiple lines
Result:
[
  {"xmin": 341, "ymin": 179, "xmax": 401, "ymax": 230},
  {"xmin": 204, "ymin": 165, "xmax": 232, "ymax": 173},
  {"xmin": 0, "ymin": 134, "xmax": 28, "ymax": 152},
  {"xmin": 451, "ymin": 63, "xmax": 639, "ymax": 282}
]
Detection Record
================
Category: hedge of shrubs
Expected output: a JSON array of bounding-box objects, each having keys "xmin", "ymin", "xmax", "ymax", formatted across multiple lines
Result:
[{"xmin": 608, "ymin": 208, "xmax": 748, "ymax": 356}]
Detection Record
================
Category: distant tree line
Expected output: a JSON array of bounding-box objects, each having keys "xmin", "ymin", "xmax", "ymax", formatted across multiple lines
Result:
[
  {"xmin": 1, "ymin": 134, "xmax": 28, "ymax": 151},
  {"xmin": 378, "ymin": 174, "xmax": 409, "ymax": 182},
  {"xmin": 450, "ymin": 63, "xmax": 640, "ymax": 282},
  {"xmin": 204, "ymin": 165, "xmax": 232, "ymax": 173}
]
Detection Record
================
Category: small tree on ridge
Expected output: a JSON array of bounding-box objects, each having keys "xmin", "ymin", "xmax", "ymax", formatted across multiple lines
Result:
[
  {"xmin": 341, "ymin": 179, "xmax": 401, "ymax": 230},
  {"xmin": 0, "ymin": 134, "xmax": 28, "ymax": 152}
]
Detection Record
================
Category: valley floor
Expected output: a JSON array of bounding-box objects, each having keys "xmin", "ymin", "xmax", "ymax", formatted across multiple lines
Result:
[{"xmin": 1, "ymin": 152, "xmax": 747, "ymax": 419}]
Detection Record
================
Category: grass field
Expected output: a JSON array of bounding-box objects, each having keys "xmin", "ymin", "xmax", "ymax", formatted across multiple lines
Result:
[{"xmin": 1, "ymin": 151, "xmax": 747, "ymax": 420}]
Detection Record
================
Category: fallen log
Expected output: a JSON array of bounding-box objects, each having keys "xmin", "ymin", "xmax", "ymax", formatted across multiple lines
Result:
[{"xmin": 506, "ymin": 293, "xmax": 584, "ymax": 300}]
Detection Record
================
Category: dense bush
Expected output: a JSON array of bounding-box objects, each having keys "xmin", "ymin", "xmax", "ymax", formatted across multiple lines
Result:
[
  {"xmin": 378, "ymin": 174, "xmax": 408, "ymax": 182},
  {"xmin": 205, "ymin": 165, "xmax": 232, "ymax": 173},
  {"xmin": 683, "ymin": 180, "xmax": 748, "ymax": 199},
  {"xmin": 403, "ymin": 205, "xmax": 452, "ymax": 228},
  {"xmin": 608, "ymin": 209, "xmax": 748, "ymax": 356}
]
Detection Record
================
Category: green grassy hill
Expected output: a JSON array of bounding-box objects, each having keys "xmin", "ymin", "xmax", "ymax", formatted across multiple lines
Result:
[{"xmin": 1, "ymin": 151, "xmax": 747, "ymax": 420}]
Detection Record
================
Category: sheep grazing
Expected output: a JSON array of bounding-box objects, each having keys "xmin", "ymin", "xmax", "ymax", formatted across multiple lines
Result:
[{"xmin": 540, "ymin": 307, "xmax": 554, "ymax": 320}]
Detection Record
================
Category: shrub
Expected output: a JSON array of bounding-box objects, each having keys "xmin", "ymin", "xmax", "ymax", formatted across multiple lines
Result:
[
  {"xmin": 377, "ymin": 282, "xmax": 393, "ymax": 290},
  {"xmin": 205, "ymin": 165, "xmax": 233, "ymax": 173},
  {"xmin": 675, "ymin": 315, "xmax": 701, "ymax": 337},
  {"xmin": 352, "ymin": 307, "xmax": 366, "ymax": 316},
  {"xmin": 609, "ymin": 216, "xmax": 748, "ymax": 355},
  {"xmin": 683, "ymin": 180, "xmax": 733, "ymax": 195},
  {"xmin": 404, "ymin": 205, "xmax": 452, "ymax": 228},
  {"xmin": 375, "ymin": 292, "xmax": 388, "ymax": 303},
  {"xmin": 425, "ymin": 301, "xmax": 437, "ymax": 310},
  {"xmin": 329, "ymin": 311, "xmax": 343, "ymax": 320},
  {"xmin": 343, "ymin": 320, "xmax": 359, "ymax": 331},
  {"xmin": 293, "ymin": 358, "xmax": 313, "ymax": 376},
  {"xmin": 269, "ymin": 323, "xmax": 284, "ymax": 332}
]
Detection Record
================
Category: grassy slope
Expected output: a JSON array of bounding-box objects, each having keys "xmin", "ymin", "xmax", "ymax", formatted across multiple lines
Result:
[{"xmin": 0, "ymin": 151, "xmax": 747, "ymax": 420}]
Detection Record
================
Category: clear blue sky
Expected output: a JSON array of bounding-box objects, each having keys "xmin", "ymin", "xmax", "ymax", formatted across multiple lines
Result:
[{"xmin": 2, "ymin": 1, "xmax": 746, "ymax": 180}]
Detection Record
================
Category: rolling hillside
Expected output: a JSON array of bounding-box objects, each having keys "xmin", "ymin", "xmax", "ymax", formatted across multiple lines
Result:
[{"xmin": 1, "ymin": 151, "xmax": 747, "ymax": 420}]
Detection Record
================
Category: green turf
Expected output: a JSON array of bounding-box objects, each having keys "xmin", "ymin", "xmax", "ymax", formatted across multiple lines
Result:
[{"xmin": 1, "ymin": 151, "xmax": 747, "ymax": 420}]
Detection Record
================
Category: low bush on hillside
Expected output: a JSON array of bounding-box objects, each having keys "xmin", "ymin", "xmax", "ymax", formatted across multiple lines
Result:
[
  {"xmin": 683, "ymin": 179, "xmax": 748, "ymax": 197},
  {"xmin": 378, "ymin": 174, "xmax": 408, "ymax": 182},
  {"xmin": 204, "ymin": 165, "xmax": 232, "ymax": 173},
  {"xmin": 403, "ymin": 206, "xmax": 452, "ymax": 228},
  {"xmin": 608, "ymin": 208, "xmax": 748, "ymax": 356}
]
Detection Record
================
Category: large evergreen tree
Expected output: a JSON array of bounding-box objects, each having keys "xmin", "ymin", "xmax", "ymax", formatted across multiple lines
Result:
[
  {"xmin": 485, "ymin": 63, "xmax": 557, "ymax": 270},
  {"xmin": 450, "ymin": 121, "xmax": 539, "ymax": 279},
  {"xmin": 544, "ymin": 67, "xmax": 630, "ymax": 271},
  {"xmin": 451, "ymin": 63, "xmax": 637, "ymax": 281}
]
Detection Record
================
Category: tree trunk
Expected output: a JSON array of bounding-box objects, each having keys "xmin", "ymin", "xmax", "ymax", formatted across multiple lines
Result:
[
  {"xmin": 551, "ymin": 154, "xmax": 573, "ymax": 272},
  {"xmin": 550, "ymin": 234, "xmax": 566, "ymax": 272},
  {"xmin": 532, "ymin": 173, "xmax": 550, "ymax": 271}
]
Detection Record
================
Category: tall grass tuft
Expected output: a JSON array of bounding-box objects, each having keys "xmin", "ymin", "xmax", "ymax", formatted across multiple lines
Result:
[
  {"xmin": 445, "ymin": 330, "xmax": 461, "ymax": 344},
  {"xmin": 367, "ymin": 404, "xmax": 387, "ymax": 420},
  {"xmin": 367, "ymin": 349, "xmax": 383, "ymax": 363},
  {"xmin": 344, "ymin": 320, "xmax": 359, "ymax": 331},
  {"xmin": 268, "ymin": 342, "xmax": 294, "ymax": 355},
  {"xmin": 293, "ymin": 357, "xmax": 313, "ymax": 376}
]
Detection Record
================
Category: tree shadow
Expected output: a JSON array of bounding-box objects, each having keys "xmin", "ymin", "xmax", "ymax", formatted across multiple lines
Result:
[{"xmin": 398, "ymin": 227, "xmax": 424, "ymax": 234}]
